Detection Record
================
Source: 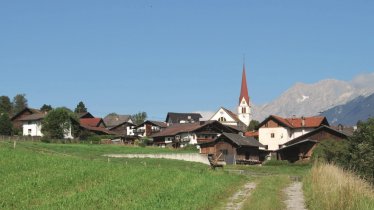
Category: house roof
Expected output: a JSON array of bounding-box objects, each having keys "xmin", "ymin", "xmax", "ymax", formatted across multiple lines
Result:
[
  {"xmin": 258, "ymin": 115, "xmax": 329, "ymax": 129},
  {"xmin": 19, "ymin": 113, "xmax": 46, "ymax": 121},
  {"xmin": 80, "ymin": 118, "xmax": 106, "ymax": 127},
  {"xmin": 239, "ymin": 64, "xmax": 250, "ymax": 105},
  {"xmin": 80, "ymin": 125, "xmax": 116, "ymax": 135},
  {"xmin": 104, "ymin": 114, "xmax": 132, "ymax": 128},
  {"xmin": 109, "ymin": 121, "xmax": 135, "ymax": 131},
  {"xmin": 219, "ymin": 132, "xmax": 263, "ymax": 147},
  {"xmin": 284, "ymin": 125, "xmax": 349, "ymax": 146},
  {"xmin": 134, "ymin": 120, "xmax": 168, "ymax": 129},
  {"xmin": 11, "ymin": 107, "xmax": 42, "ymax": 121},
  {"xmin": 152, "ymin": 121, "xmax": 240, "ymax": 138},
  {"xmin": 221, "ymin": 107, "xmax": 241, "ymax": 122},
  {"xmin": 245, "ymin": 131, "xmax": 259, "ymax": 137},
  {"xmin": 151, "ymin": 123, "xmax": 201, "ymax": 138},
  {"xmin": 165, "ymin": 112, "xmax": 202, "ymax": 124},
  {"xmin": 77, "ymin": 112, "xmax": 94, "ymax": 119}
]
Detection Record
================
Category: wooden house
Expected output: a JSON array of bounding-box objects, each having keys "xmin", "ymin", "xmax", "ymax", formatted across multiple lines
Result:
[
  {"xmin": 276, "ymin": 125, "xmax": 350, "ymax": 162},
  {"xmin": 11, "ymin": 107, "xmax": 42, "ymax": 131},
  {"xmin": 199, "ymin": 132, "xmax": 264, "ymax": 164}
]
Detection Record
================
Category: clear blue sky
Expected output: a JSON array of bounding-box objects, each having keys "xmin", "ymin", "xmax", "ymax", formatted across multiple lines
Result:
[{"xmin": 1, "ymin": 0, "xmax": 373, "ymax": 120}]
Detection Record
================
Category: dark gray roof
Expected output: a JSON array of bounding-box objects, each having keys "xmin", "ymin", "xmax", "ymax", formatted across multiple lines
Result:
[
  {"xmin": 104, "ymin": 115, "xmax": 132, "ymax": 128},
  {"xmin": 221, "ymin": 132, "xmax": 264, "ymax": 147},
  {"xmin": 19, "ymin": 113, "xmax": 46, "ymax": 121},
  {"xmin": 165, "ymin": 112, "xmax": 202, "ymax": 124}
]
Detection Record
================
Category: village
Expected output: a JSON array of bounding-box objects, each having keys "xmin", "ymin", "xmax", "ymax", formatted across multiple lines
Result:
[{"xmin": 7, "ymin": 65, "xmax": 354, "ymax": 166}]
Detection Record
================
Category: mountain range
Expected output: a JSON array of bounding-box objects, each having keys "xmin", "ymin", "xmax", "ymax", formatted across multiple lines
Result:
[{"xmin": 252, "ymin": 72, "xmax": 374, "ymax": 125}]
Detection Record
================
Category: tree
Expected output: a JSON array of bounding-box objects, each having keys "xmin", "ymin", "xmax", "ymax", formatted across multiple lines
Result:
[
  {"xmin": 74, "ymin": 101, "xmax": 87, "ymax": 113},
  {"xmin": 106, "ymin": 112, "xmax": 118, "ymax": 117},
  {"xmin": 41, "ymin": 108, "xmax": 79, "ymax": 139},
  {"xmin": 0, "ymin": 113, "xmax": 12, "ymax": 135},
  {"xmin": 247, "ymin": 120, "xmax": 260, "ymax": 131},
  {"xmin": 12, "ymin": 94, "xmax": 28, "ymax": 114},
  {"xmin": 346, "ymin": 118, "xmax": 374, "ymax": 182},
  {"xmin": 40, "ymin": 104, "xmax": 53, "ymax": 112},
  {"xmin": 131, "ymin": 112, "xmax": 147, "ymax": 125},
  {"xmin": 0, "ymin": 96, "xmax": 12, "ymax": 115}
]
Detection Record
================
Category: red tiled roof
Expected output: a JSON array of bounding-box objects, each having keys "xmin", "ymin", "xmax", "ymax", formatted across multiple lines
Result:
[
  {"xmin": 245, "ymin": 131, "xmax": 259, "ymax": 137},
  {"xmin": 239, "ymin": 64, "xmax": 250, "ymax": 105},
  {"xmin": 267, "ymin": 115, "xmax": 328, "ymax": 129},
  {"xmin": 80, "ymin": 118, "xmax": 104, "ymax": 127},
  {"xmin": 80, "ymin": 125, "xmax": 116, "ymax": 135}
]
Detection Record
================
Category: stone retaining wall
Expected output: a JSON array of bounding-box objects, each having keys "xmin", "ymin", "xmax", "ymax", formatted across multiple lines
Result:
[{"xmin": 104, "ymin": 153, "xmax": 210, "ymax": 165}]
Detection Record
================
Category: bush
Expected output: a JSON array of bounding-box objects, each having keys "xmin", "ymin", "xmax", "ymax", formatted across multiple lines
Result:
[
  {"xmin": 312, "ymin": 139, "xmax": 349, "ymax": 164},
  {"xmin": 87, "ymin": 135, "xmax": 101, "ymax": 144}
]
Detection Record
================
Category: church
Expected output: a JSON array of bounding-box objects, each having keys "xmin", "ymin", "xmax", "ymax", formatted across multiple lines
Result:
[{"xmin": 209, "ymin": 64, "xmax": 252, "ymax": 131}]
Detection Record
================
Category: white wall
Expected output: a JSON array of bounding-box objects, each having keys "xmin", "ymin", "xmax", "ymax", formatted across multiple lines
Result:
[
  {"xmin": 23, "ymin": 121, "xmax": 43, "ymax": 137},
  {"xmin": 237, "ymin": 98, "xmax": 252, "ymax": 126},
  {"xmin": 259, "ymin": 127, "xmax": 291, "ymax": 151},
  {"xmin": 210, "ymin": 108, "xmax": 238, "ymax": 126}
]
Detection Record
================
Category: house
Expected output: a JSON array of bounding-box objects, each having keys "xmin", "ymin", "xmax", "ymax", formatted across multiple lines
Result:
[
  {"xmin": 258, "ymin": 115, "xmax": 329, "ymax": 151},
  {"xmin": 133, "ymin": 120, "xmax": 168, "ymax": 137},
  {"xmin": 151, "ymin": 121, "xmax": 240, "ymax": 148},
  {"xmin": 276, "ymin": 125, "xmax": 350, "ymax": 162},
  {"xmin": 103, "ymin": 114, "xmax": 133, "ymax": 129},
  {"xmin": 102, "ymin": 114, "xmax": 135, "ymax": 137},
  {"xmin": 20, "ymin": 113, "xmax": 46, "ymax": 137},
  {"xmin": 209, "ymin": 64, "xmax": 252, "ymax": 130},
  {"xmin": 77, "ymin": 112, "xmax": 94, "ymax": 119},
  {"xmin": 79, "ymin": 118, "xmax": 114, "ymax": 135},
  {"xmin": 19, "ymin": 112, "xmax": 74, "ymax": 139},
  {"xmin": 10, "ymin": 107, "xmax": 42, "ymax": 131},
  {"xmin": 199, "ymin": 132, "xmax": 265, "ymax": 164},
  {"xmin": 165, "ymin": 112, "xmax": 202, "ymax": 124}
]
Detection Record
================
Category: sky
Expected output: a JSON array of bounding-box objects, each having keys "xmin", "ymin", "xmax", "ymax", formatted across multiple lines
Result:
[{"xmin": 1, "ymin": 0, "xmax": 374, "ymax": 120}]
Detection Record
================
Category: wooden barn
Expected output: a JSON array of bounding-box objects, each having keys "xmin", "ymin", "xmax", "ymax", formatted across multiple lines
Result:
[
  {"xmin": 199, "ymin": 132, "xmax": 265, "ymax": 165},
  {"xmin": 276, "ymin": 125, "xmax": 351, "ymax": 162}
]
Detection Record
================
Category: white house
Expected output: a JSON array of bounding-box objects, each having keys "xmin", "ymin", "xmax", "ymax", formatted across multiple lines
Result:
[
  {"xmin": 21, "ymin": 113, "xmax": 45, "ymax": 137},
  {"xmin": 210, "ymin": 64, "xmax": 252, "ymax": 130},
  {"xmin": 20, "ymin": 113, "xmax": 74, "ymax": 139},
  {"xmin": 258, "ymin": 115, "xmax": 329, "ymax": 151}
]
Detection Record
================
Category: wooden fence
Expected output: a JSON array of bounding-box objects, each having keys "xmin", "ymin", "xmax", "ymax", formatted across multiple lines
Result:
[{"xmin": 0, "ymin": 135, "xmax": 42, "ymax": 142}]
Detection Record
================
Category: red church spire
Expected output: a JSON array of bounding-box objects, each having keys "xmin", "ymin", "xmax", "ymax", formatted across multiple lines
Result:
[{"xmin": 239, "ymin": 64, "xmax": 250, "ymax": 105}]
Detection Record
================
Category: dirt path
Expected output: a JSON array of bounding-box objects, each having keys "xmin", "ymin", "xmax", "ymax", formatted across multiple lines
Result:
[
  {"xmin": 225, "ymin": 182, "xmax": 256, "ymax": 210},
  {"xmin": 283, "ymin": 182, "xmax": 307, "ymax": 210}
]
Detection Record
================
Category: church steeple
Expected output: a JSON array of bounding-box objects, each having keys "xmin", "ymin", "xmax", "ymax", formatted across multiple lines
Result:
[
  {"xmin": 239, "ymin": 64, "xmax": 250, "ymax": 105},
  {"xmin": 237, "ymin": 63, "xmax": 252, "ymax": 127}
]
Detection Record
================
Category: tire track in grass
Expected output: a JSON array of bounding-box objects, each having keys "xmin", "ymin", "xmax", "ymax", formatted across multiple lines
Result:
[
  {"xmin": 225, "ymin": 182, "xmax": 256, "ymax": 210},
  {"xmin": 283, "ymin": 181, "xmax": 307, "ymax": 210}
]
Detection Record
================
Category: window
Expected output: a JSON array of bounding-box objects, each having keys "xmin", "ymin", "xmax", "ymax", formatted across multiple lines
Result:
[
  {"xmin": 271, "ymin": 133, "xmax": 275, "ymax": 138},
  {"xmin": 218, "ymin": 117, "xmax": 227, "ymax": 122},
  {"xmin": 242, "ymin": 107, "xmax": 246, "ymax": 113},
  {"xmin": 220, "ymin": 149, "xmax": 228, "ymax": 155},
  {"xmin": 28, "ymin": 129, "xmax": 32, "ymax": 135}
]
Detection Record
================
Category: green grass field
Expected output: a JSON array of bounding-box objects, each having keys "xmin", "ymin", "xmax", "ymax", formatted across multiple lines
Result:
[{"xmin": 0, "ymin": 141, "xmax": 245, "ymax": 209}]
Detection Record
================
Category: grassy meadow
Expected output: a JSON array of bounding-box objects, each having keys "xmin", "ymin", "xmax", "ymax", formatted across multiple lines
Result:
[
  {"xmin": 0, "ymin": 141, "xmax": 245, "ymax": 209},
  {"xmin": 303, "ymin": 163, "xmax": 374, "ymax": 210}
]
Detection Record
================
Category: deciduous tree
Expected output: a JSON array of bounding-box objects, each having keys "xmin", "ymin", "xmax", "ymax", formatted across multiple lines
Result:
[
  {"xmin": 131, "ymin": 112, "xmax": 147, "ymax": 125},
  {"xmin": 41, "ymin": 108, "xmax": 79, "ymax": 139},
  {"xmin": 40, "ymin": 104, "xmax": 53, "ymax": 112},
  {"xmin": 247, "ymin": 120, "xmax": 260, "ymax": 131}
]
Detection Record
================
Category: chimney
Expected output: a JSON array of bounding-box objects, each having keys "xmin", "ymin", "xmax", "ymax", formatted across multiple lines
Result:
[{"xmin": 301, "ymin": 116, "xmax": 305, "ymax": 127}]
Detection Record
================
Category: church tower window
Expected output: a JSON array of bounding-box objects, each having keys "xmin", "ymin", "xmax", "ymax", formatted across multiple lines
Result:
[{"xmin": 218, "ymin": 117, "xmax": 227, "ymax": 122}]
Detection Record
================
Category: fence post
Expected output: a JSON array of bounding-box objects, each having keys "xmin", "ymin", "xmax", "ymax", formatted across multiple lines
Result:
[{"xmin": 13, "ymin": 139, "xmax": 16, "ymax": 149}]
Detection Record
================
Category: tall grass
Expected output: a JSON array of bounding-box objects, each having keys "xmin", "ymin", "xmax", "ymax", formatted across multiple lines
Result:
[{"xmin": 303, "ymin": 163, "xmax": 374, "ymax": 210}]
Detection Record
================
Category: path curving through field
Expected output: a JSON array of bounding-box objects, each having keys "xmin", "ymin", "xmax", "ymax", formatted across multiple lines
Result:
[
  {"xmin": 283, "ymin": 182, "xmax": 307, "ymax": 210},
  {"xmin": 225, "ymin": 182, "xmax": 256, "ymax": 210}
]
